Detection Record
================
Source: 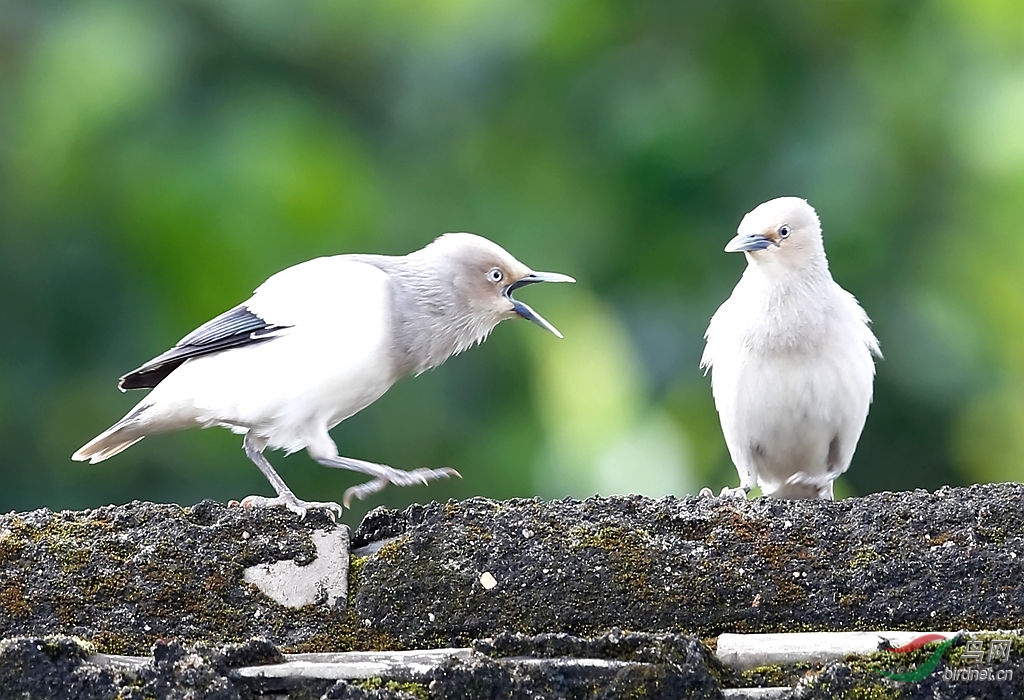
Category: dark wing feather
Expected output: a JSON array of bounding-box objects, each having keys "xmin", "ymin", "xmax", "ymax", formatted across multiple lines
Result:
[{"xmin": 118, "ymin": 305, "xmax": 290, "ymax": 390}]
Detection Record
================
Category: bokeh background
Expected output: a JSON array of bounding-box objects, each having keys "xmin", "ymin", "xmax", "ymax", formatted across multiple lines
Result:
[{"xmin": 2, "ymin": 1, "xmax": 1022, "ymax": 522}]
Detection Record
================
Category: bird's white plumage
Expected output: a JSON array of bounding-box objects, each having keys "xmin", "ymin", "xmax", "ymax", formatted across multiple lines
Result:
[
  {"xmin": 72, "ymin": 232, "xmax": 575, "ymax": 516},
  {"xmin": 701, "ymin": 197, "xmax": 880, "ymax": 499},
  {"xmin": 138, "ymin": 257, "xmax": 395, "ymax": 454}
]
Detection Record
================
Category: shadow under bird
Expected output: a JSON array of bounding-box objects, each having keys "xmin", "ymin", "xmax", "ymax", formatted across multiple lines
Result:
[
  {"xmin": 701, "ymin": 197, "xmax": 881, "ymax": 499},
  {"xmin": 73, "ymin": 233, "xmax": 574, "ymax": 517}
]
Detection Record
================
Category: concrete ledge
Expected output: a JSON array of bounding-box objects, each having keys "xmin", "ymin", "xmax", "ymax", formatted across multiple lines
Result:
[
  {"xmin": 3, "ymin": 631, "xmax": 1022, "ymax": 698},
  {"xmin": 2, "ymin": 483, "xmax": 1024, "ymax": 697},
  {"xmin": 351, "ymin": 483, "xmax": 1024, "ymax": 646}
]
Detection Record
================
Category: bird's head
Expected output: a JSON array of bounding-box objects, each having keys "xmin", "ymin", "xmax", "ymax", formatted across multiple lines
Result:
[
  {"xmin": 425, "ymin": 233, "xmax": 575, "ymax": 338},
  {"xmin": 724, "ymin": 197, "xmax": 826, "ymax": 273}
]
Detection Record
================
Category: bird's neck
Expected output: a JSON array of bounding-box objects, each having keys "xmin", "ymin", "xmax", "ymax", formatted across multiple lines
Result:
[
  {"xmin": 385, "ymin": 263, "xmax": 497, "ymax": 377},
  {"xmin": 747, "ymin": 253, "xmax": 831, "ymax": 292},
  {"xmin": 740, "ymin": 261, "xmax": 837, "ymax": 350}
]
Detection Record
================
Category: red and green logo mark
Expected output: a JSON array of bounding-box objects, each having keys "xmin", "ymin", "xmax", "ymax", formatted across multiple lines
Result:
[{"xmin": 881, "ymin": 634, "xmax": 954, "ymax": 682}]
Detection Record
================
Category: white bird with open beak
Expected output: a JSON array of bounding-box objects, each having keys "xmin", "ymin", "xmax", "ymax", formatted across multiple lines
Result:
[
  {"xmin": 701, "ymin": 197, "xmax": 881, "ymax": 499},
  {"xmin": 74, "ymin": 233, "xmax": 574, "ymax": 517}
]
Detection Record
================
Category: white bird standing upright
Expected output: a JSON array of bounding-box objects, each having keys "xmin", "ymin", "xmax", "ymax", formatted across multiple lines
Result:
[
  {"xmin": 700, "ymin": 197, "xmax": 881, "ymax": 499},
  {"xmin": 73, "ymin": 233, "xmax": 574, "ymax": 517}
]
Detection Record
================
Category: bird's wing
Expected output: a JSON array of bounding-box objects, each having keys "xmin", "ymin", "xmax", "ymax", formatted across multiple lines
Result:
[
  {"xmin": 700, "ymin": 294, "xmax": 739, "ymax": 374},
  {"xmin": 118, "ymin": 304, "xmax": 290, "ymax": 390},
  {"xmin": 117, "ymin": 256, "xmax": 394, "ymax": 391}
]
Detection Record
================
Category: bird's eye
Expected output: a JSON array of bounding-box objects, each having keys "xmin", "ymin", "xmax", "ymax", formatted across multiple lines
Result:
[
  {"xmin": 487, "ymin": 267, "xmax": 504, "ymax": 283},
  {"xmin": 778, "ymin": 225, "xmax": 791, "ymax": 239}
]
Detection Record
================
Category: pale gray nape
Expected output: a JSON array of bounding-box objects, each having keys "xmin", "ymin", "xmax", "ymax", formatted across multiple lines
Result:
[{"xmin": 352, "ymin": 254, "xmax": 487, "ymax": 378}]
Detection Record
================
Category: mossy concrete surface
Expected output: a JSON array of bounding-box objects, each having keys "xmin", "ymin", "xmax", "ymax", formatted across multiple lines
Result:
[
  {"xmin": 0, "ymin": 632, "xmax": 721, "ymax": 700},
  {"xmin": 352, "ymin": 483, "xmax": 1024, "ymax": 645},
  {"xmin": 1, "ymin": 483, "xmax": 1023, "ymax": 698},
  {"xmin": 0, "ymin": 499, "xmax": 360, "ymax": 654}
]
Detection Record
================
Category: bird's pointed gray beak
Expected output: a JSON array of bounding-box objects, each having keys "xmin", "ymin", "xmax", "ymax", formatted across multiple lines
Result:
[
  {"xmin": 724, "ymin": 232, "xmax": 777, "ymax": 253},
  {"xmin": 504, "ymin": 271, "xmax": 575, "ymax": 339}
]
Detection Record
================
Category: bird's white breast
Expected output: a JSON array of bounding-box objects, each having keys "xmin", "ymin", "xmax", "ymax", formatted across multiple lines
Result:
[{"xmin": 704, "ymin": 271, "xmax": 877, "ymax": 493}]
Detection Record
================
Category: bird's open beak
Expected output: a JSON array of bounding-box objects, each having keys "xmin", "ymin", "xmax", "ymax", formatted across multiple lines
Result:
[
  {"xmin": 724, "ymin": 232, "xmax": 777, "ymax": 253},
  {"xmin": 504, "ymin": 271, "xmax": 575, "ymax": 339}
]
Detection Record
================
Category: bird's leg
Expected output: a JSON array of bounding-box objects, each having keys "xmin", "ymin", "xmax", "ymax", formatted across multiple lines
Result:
[
  {"xmin": 231, "ymin": 432, "xmax": 345, "ymax": 520},
  {"xmin": 313, "ymin": 454, "xmax": 460, "ymax": 508}
]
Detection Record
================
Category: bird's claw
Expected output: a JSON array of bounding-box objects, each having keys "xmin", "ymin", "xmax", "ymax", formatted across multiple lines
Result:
[
  {"xmin": 229, "ymin": 494, "xmax": 344, "ymax": 521},
  {"xmin": 342, "ymin": 466, "xmax": 461, "ymax": 507},
  {"xmin": 698, "ymin": 486, "xmax": 749, "ymax": 500},
  {"xmin": 343, "ymin": 481, "xmax": 383, "ymax": 508}
]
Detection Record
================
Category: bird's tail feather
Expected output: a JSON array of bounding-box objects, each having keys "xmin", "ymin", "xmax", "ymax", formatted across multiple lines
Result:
[
  {"xmin": 72, "ymin": 426, "xmax": 145, "ymax": 464},
  {"xmin": 72, "ymin": 405, "xmax": 150, "ymax": 464},
  {"xmin": 770, "ymin": 472, "xmax": 835, "ymax": 500}
]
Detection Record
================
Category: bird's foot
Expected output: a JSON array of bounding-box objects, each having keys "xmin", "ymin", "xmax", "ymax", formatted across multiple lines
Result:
[
  {"xmin": 343, "ymin": 466, "xmax": 461, "ymax": 507},
  {"xmin": 229, "ymin": 494, "xmax": 345, "ymax": 521},
  {"xmin": 698, "ymin": 486, "xmax": 749, "ymax": 500}
]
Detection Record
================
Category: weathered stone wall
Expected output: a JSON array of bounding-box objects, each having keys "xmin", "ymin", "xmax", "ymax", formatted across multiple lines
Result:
[
  {"xmin": 1, "ymin": 483, "xmax": 1023, "ymax": 698},
  {"xmin": 351, "ymin": 484, "xmax": 1024, "ymax": 644}
]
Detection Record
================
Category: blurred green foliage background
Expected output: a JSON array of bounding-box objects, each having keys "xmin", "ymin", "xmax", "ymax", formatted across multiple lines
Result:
[{"xmin": 2, "ymin": 1, "xmax": 1022, "ymax": 522}]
